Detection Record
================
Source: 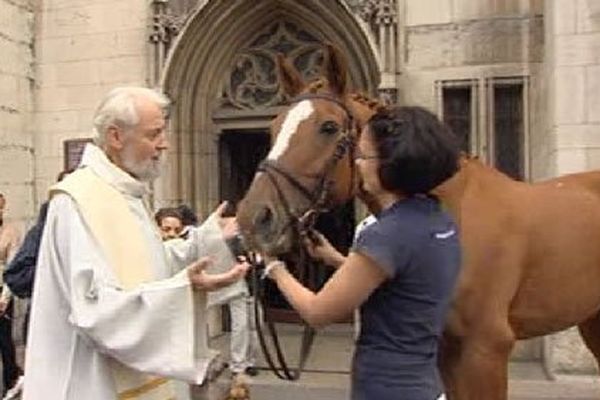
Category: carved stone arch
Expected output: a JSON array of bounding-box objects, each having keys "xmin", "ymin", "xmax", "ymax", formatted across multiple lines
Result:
[{"xmin": 156, "ymin": 0, "xmax": 380, "ymax": 216}]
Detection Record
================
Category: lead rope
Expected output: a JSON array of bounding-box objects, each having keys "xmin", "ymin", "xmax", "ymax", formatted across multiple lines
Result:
[
  {"xmin": 249, "ymin": 92, "xmax": 358, "ymax": 380},
  {"xmin": 250, "ymin": 252, "xmax": 316, "ymax": 380}
]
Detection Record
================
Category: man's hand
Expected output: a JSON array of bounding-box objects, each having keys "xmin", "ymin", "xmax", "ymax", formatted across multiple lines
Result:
[
  {"xmin": 187, "ymin": 256, "xmax": 250, "ymax": 291},
  {"xmin": 212, "ymin": 201, "xmax": 239, "ymax": 240}
]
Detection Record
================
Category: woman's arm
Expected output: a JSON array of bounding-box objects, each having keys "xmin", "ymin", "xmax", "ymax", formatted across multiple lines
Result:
[{"xmin": 268, "ymin": 252, "xmax": 388, "ymax": 329}]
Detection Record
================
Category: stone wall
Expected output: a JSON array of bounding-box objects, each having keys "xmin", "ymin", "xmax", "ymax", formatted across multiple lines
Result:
[
  {"xmin": 545, "ymin": 0, "xmax": 600, "ymax": 176},
  {"xmin": 0, "ymin": 0, "xmax": 35, "ymax": 225},
  {"xmin": 400, "ymin": 0, "xmax": 546, "ymax": 180},
  {"xmin": 33, "ymin": 0, "xmax": 150, "ymax": 204}
]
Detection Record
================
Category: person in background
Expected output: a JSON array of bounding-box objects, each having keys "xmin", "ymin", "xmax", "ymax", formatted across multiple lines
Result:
[
  {"xmin": 265, "ymin": 106, "xmax": 462, "ymax": 400},
  {"xmin": 177, "ymin": 204, "xmax": 199, "ymax": 240},
  {"xmin": 5, "ymin": 170, "xmax": 73, "ymax": 337},
  {"xmin": 0, "ymin": 193, "xmax": 23, "ymax": 395},
  {"xmin": 155, "ymin": 207, "xmax": 184, "ymax": 241}
]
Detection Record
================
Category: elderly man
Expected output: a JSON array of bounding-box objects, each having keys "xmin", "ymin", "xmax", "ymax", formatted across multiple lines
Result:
[{"xmin": 23, "ymin": 87, "xmax": 248, "ymax": 400}]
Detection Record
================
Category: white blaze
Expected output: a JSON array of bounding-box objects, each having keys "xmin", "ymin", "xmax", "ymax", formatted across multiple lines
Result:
[{"xmin": 267, "ymin": 100, "xmax": 314, "ymax": 160}]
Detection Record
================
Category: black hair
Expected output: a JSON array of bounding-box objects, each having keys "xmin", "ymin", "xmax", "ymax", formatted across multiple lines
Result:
[
  {"xmin": 154, "ymin": 207, "xmax": 183, "ymax": 226},
  {"xmin": 367, "ymin": 106, "xmax": 460, "ymax": 195},
  {"xmin": 176, "ymin": 204, "xmax": 199, "ymax": 227}
]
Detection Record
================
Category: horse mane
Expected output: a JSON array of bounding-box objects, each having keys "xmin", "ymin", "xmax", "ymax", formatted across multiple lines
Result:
[
  {"xmin": 349, "ymin": 92, "xmax": 387, "ymax": 113},
  {"xmin": 304, "ymin": 78, "xmax": 386, "ymax": 113}
]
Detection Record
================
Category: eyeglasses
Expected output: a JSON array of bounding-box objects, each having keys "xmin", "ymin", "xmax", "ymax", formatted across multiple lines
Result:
[{"xmin": 354, "ymin": 151, "xmax": 380, "ymax": 161}]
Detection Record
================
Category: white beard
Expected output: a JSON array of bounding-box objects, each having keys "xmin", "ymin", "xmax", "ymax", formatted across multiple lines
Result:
[{"xmin": 121, "ymin": 146, "xmax": 162, "ymax": 182}]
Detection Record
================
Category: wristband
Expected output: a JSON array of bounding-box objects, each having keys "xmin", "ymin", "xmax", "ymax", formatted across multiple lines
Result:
[{"xmin": 262, "ymin": 260, "xmax": 286, "ymax": 280}]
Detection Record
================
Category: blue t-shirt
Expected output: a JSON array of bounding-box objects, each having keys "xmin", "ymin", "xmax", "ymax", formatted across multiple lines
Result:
[{"xmin": 351, "ymin": 196, "xmax": 461, "ymax": 400}]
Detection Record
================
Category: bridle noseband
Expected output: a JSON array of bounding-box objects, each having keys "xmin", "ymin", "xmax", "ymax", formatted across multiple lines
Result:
[{"xmin": 257, "ymin": 92, "xmax": 358, "ymax": 237}]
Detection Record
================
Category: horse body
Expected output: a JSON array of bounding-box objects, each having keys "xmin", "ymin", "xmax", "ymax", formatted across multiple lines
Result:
[
  {"xmin": 435, "ymin": 159, "xmax": 600, "ymax": 399},
  {"xmin": 512, "ymin": 176, "xmax": 600, "ymax": 338},
  {"xmin": 237, "ymin": 45, "xmax": 600, "ymax": 400},
  {"xmin": 439, "ymin": 160, "xmax": 600, "ymax": 338}
]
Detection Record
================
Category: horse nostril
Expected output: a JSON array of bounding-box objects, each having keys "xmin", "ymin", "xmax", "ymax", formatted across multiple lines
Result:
[{"xmin": 255, "ymin": 206, "xmax": 274, "ymax": 232}]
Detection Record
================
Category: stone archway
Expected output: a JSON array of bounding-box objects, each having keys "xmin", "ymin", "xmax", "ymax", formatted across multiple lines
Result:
[{"xmin": 156, "ymin": 0, "xmax": 381, "ymax": 216}]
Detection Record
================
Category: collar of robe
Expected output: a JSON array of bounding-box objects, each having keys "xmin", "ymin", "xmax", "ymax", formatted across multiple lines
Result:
[{"xmin": 79, "ymin": 144, "xmax": 149, "ymax": 199}]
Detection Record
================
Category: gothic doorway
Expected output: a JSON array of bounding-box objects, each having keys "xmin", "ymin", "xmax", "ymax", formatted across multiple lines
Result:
[
  {"xmin": 157, "ymin": 0, "xmax": 380, "ymax": 219},
  {"xmin": 160, "ymin": 0, "xmax": 380, "ymax": 335}
]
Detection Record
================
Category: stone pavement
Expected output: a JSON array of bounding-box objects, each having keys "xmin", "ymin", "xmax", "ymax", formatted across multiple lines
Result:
[
  {"xmin": 204, "ymin": 325, "xmax": 600, "ymax": 400},
  {"xmin": 200, "ymin": 367, "xmax": 600, "ymax": 400},
  {"xmin": 509, "ymin": 376, "xmax": 600, "ymax": 400},
  {"xmin": 5, "ymin": 325, "xmax": 599, "ymax": 399}
]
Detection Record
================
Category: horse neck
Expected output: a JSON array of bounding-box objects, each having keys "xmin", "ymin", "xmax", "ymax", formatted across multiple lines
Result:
[
  {"xmin": 432, "ymin": 158, "xmax": 514, "ymax": 219},
  {"xmin": 432, "ymin": 166, "xmax": 467, "ymax": 219}
]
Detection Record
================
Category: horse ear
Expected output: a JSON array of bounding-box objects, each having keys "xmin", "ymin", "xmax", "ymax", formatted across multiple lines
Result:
[
  {"xmin": 323, "ymin": 42, "xmax": 348, "ymax": 97},
  {"xmin": 276, "ymin": 53, "xmax": 305, "ymax": 97}
]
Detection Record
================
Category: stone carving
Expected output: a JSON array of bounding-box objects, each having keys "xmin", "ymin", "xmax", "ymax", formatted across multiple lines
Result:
[
  {"xmin": 223, "ymin": 21, "xmax": 324, "ymax": 110},
  {"xmin": 347, "ymin": 0, "xmax": 397, "ymax": 29},
  {"xmin": 346, "ymin": 0, "xmax": 398, "ymax": 75},
  {"xmin": 149, "ymin": 0, "xmax": 190, "ymax": 84},
  {"xmin": 149, "ymin": 0, "xmax": 186, "ymax": 47}
]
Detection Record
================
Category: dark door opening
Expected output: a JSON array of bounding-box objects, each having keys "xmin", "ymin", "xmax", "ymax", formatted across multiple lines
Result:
[
  {"xmin": 219, "ymin": 130, "xmax": 271, "ymax": 207},
  {"xmin": 218, "ymin": 129, "xmax": 355, "ymax": 323}
]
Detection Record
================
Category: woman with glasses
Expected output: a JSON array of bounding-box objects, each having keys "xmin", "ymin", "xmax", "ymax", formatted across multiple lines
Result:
[{"xmin": 264, "ymin": 106, "xmax": 462, "ymax": 400}]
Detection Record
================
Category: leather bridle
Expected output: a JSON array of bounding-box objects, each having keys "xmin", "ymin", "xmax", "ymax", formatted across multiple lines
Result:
[
  {"xmin": 250, "ymin": 92, "xmax": 358, "ymax": 380},
  {"xmin": 257, "ymin": 93, "xmax": 358, "ymax": 238}
]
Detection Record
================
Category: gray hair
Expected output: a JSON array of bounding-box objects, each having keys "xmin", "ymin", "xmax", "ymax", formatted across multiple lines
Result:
[{"xmin": 92, "ymin": 87, "xmax": 170, "ymax": 147}]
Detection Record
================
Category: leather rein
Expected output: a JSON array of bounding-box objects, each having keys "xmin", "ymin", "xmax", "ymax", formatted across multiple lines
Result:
[{"xmin": 249, "ymin": 93, "xmax": 358, "ymax": 380}]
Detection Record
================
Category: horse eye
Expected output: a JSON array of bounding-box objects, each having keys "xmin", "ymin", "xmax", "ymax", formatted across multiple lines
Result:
[{"xmin": 319, "ymin": 121, "xmax": 339, "ymax": 136}]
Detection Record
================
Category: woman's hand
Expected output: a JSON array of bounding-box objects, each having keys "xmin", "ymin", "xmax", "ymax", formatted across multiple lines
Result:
[
  {"xmin": 187, "ymin": 256, "xmax": 249, "ymax": 291},
  {"xmin": 304, "ymin": 231, "xmax": 346, "ymax": 268}
]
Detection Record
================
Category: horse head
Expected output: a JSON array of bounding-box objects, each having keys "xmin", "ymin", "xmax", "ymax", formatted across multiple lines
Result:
[{"xmin": 237, "ymin": 43, "xmax": 379, "ymax": 256}]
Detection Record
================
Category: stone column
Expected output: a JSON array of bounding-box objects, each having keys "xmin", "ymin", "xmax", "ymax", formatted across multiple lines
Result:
[{"xmin": 349, "ymin": 0, "xmax": 401, "ymax": 103}]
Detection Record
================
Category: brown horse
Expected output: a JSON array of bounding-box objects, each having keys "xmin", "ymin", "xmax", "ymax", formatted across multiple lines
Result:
[{"xmin": 236, "ymin": 44, "xmax": 600, "ymax": 400}]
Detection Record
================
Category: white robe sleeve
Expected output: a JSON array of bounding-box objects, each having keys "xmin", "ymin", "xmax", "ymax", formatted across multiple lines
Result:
[
  {"xmin": 163, "ymin": 216, "xmax": 247, "ymax": 307},
  {"xmin": 49, "ymin": 194, "xmax": 209, "ymax": 383}
]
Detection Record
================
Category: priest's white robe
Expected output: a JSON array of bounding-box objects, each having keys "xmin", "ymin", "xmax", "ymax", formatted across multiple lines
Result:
[{"xmin": 23, "ymin": 144, "xmax": 234, "ymax": 400}]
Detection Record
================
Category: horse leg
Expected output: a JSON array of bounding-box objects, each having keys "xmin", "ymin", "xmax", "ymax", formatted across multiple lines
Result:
[
  {"xmin": 453, "ymin": 325, "xmax": 515, "ymax": 400},
  {"xmin": 578, "ymin": 312, "xmax": 600, "ymax": 372}
]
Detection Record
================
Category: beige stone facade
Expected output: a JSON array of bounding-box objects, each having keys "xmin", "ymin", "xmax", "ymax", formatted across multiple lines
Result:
[
  {"xmin": 1, "ymin": 0, "xmax": 600, "ymax": 375},
  {"xmin": 0, "ymin": 0, "xmax": 35, "ymax": 226},
  {"xmin": 33, "ymin": 0, "xmax": 150, "ymax": 200}
]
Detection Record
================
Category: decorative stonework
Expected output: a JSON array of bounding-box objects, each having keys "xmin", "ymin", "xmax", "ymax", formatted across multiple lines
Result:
[
  {"xmin": 222, "ymin": 21, "xmax": 324, "ymax": 110},
  {"xmin": 347, "ymin": 0, "xmax": 397, "ymax": 29},
  {"xmin": 149, "ymin": 0, "xmax": 186, "ymax": 47},
  {"xmin": 346, "ymin": 0, "xmax": 399, "ymax": 81},
  {"xmin": 149, "ymin": 0, "xmax": 192, "ymax": 84}
]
